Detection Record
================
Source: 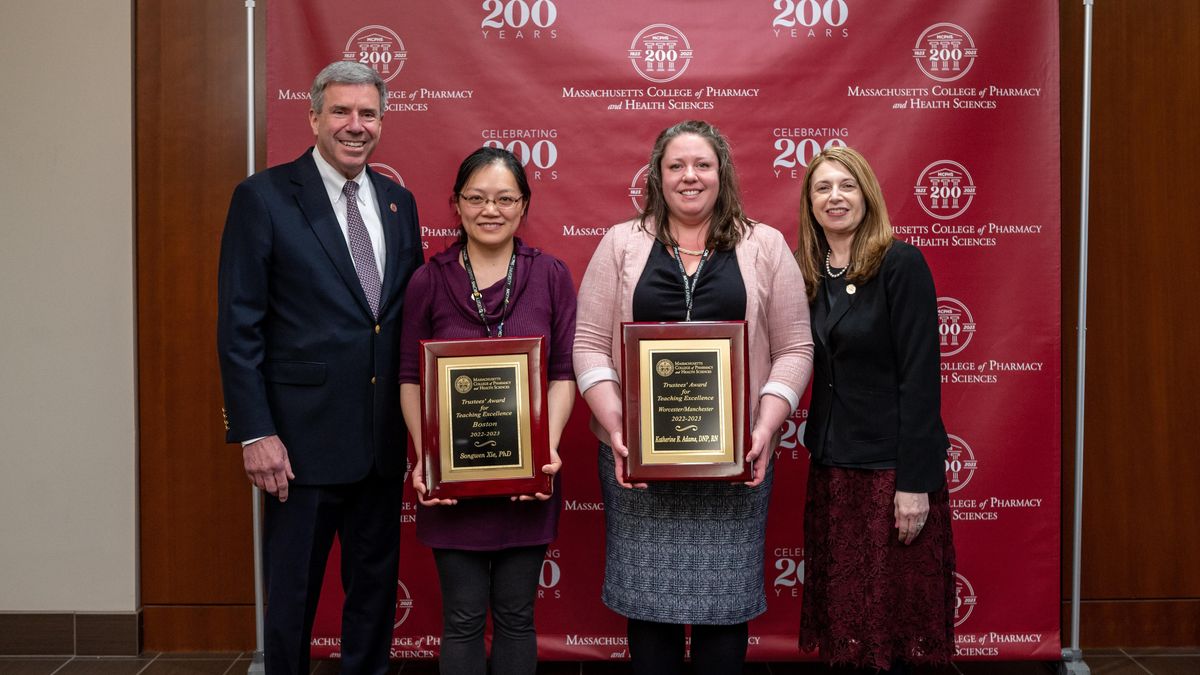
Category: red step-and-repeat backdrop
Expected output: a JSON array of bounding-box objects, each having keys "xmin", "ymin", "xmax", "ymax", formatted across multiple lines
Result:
[{"xmin": 266, "ymin": 0, "xmax": 1061, "ymax": 662}]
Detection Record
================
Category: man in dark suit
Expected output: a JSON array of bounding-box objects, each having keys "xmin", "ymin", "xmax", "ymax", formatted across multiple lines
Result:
[{"xmin": 217, "ymin": 61, "xmax": 422, "ymax": 675}]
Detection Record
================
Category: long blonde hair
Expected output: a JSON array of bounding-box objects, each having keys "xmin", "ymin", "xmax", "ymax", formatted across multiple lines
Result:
[{"xmin": 795, "ymin": 147, "xmax": 894, "ymax": 301}]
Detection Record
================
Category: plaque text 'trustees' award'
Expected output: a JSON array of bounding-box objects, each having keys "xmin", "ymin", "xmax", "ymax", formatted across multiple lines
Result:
[
  {"xmin": 448, "ymin": 365, "xmax": 523, "ymax": 471},
  {"xmin": 649, "ymin": 350, "xmax": 723, "ymax": 452},
  {"xmin": 423, "ymin": 337, "xmax": 548, "ymax": 497},
  {"xmin": 623, "ymin": 323, "xmax": 748, "ymax": 481}
]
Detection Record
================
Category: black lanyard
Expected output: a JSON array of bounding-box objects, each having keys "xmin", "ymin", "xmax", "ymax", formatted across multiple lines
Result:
[
  {"xmin": 462, "ymin": 245, "xmax": 518, "ymax": 337},
  {"xmin": 672, "ymin": 246, "xmax": 711, "ymax": 322}
]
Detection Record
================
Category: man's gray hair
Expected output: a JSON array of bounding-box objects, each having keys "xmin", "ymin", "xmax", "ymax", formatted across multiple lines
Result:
[{"xmin": 310, "ymin": 61, "xmax": 387, "ymax": 116}]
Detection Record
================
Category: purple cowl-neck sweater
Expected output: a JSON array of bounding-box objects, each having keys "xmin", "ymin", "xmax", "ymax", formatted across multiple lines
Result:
[{"xmin": 399, "ymin": 239, "xmax": 576, "ymax": 550}]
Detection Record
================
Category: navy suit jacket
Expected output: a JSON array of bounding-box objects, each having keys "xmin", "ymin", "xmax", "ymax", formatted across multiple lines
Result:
[
  {"xmin": 217, "ymin": 149, "xmax": 423, "ymax": 484},
  {"xmin": 803, "ymin": 240, "xmax": 948, "ymax": 493}
]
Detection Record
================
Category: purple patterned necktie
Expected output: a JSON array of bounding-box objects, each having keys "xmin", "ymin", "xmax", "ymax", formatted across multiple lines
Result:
[{"xmin": 342, "ymin": 180, "xmax": 382, "ymax": 317}]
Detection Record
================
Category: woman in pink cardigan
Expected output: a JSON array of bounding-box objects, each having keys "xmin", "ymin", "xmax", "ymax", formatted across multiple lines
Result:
[{"xmin": 573, "ymin": 120, "xmax": 813, "ymax": 674}]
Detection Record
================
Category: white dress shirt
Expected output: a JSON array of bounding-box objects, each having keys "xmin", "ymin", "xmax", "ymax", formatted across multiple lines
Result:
[{"xmin": 311, "ymin": 147, "xmax": 387, "ymax": 280}]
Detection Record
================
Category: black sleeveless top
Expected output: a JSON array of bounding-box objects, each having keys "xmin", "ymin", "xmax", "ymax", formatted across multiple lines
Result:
[{"xmin": 632, "ymin": 242, "xmax": 747, "ymax": 322}]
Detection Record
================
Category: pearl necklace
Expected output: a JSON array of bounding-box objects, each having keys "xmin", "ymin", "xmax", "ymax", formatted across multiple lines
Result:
[{"xmin": 825, "ymin": 250, "xmax": 848, "ymax": 278}]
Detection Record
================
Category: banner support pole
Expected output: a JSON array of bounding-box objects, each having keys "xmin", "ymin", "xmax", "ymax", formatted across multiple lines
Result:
[
  {"xmin": 1062, "ymin": 1, "xmax": 1093, "ymax": 673},
  {"xmin": 249, "ymin": 488, "xmax": 265, "ymax": 674},
  {"xmin": 243, "ymin": 1, "xmax": 266, "ymax": 674}
]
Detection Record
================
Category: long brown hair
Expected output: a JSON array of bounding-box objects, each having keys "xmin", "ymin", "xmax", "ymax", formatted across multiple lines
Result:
[
  {"xmin": 795, "ymin": 147, "xmax": 894, "ymax": 301},
  {"xmin": 639, "ymin": 120, "xmax": 753, "ymax": 251}
]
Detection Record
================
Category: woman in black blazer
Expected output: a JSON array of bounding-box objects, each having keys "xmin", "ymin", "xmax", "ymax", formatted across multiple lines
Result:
[{"xmin": 794, "ymin": 147, "xmax": 955, "ymax": 673}]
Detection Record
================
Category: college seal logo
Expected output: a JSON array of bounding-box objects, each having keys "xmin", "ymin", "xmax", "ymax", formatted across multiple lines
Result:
[
  {"xmin": 394, "ymin": 579, "xmax": 414, "ymax": 628},
  {"xmin": 628, "ymin": 24, "xmax": 693, "ymax": 83},
  {"xmin": 953, "ymin": 572, "xmax": 978, "ymax": 627},
  {"xmin": 629, "ymin": 164, "xmax": 650, "ymax": 212},
  {"xmin": 914, "ymin": 160, "xmax": 977, "ymax": 221},
  {"xmin": 945, "ymin": 433, "xmax": 979, "ymax": 493},
  {"xmin": 655, "ymin": 359, "xmax": 675, "ymax": 377},
  {"xmin": 937, "ymin": 297, "xmax": 977, "ymax": 358},
  {"xmin": 913, "ymin": 23, "xmax": 977, "ymax": 82},
  {"xmin": 454, "ymin": 375, "xmax": 474, "ymax": 394},
  {"xmin": 343, "ymin": 25, "xmax": 408, "ymax": 82}
]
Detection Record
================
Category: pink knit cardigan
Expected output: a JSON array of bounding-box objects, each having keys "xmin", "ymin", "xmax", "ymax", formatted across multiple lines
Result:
[{"xmin": 573, "ymin": 219, "xmax": 814, "ymax": 446}]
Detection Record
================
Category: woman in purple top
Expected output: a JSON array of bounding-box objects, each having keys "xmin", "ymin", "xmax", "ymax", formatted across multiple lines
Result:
[{"xmin": 399, "ymin": 147, "xmax": 577, "ymax": 675}]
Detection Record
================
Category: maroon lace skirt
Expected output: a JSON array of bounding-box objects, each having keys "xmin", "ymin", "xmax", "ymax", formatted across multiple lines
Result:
[{"xmin": 800, "ymin": 464, "xmax": 956, "ymax": 669}]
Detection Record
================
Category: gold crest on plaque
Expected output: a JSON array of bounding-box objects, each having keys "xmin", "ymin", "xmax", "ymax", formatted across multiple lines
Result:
[
  {"xmin": 454, "ymin": 375, "xmax": 473, "ymax": 394},
  {"xmin": 655, "ymin": 358, "xmax": 674, "ymax": 377}
]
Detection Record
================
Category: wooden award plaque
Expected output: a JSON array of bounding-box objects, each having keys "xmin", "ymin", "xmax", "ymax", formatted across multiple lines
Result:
[
  {"xmin": 420, "ymin": 336, "xmax": 550, "ymax": 498},
  {"xmin": 620, "ymin": 321, "xmax": 750, "ymax": 482}
]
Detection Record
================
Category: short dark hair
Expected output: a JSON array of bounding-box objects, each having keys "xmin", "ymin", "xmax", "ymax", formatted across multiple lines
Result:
[{"xmin": 450, "ymin": 146, "xmax": 532, "ymax": 244}]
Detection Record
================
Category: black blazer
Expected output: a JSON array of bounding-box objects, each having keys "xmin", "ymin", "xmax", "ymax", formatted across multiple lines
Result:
[
  {"xmin": 217, "ymin": 149, "xmax": 424, "ymax": 484},
  {"xmin": 804, "ymin": 240, "xmax": 948, "ymax": 492}
]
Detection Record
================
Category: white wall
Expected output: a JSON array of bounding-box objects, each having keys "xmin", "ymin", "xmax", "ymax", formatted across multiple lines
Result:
[{"xmin": 0, "ymin": 1, "xmax": 137, "ymax": 612}]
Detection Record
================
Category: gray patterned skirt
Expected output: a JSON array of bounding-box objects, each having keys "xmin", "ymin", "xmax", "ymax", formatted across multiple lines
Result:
[{"xmin": 598, "ymin": 442, "xmax": 774, "ymax": 625}]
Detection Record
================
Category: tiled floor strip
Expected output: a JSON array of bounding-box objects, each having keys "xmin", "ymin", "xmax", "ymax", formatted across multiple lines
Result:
[{"xmin": 1, "ymin": 652, "xmax": 1197, "ymax": 675}]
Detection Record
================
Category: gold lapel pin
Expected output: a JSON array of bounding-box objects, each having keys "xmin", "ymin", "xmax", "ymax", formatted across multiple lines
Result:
[
  {"xmin": 389, "ymin": 203, "xmax": 398, "ymax": 213},
  {"xmin": 846, "ymin": 284, "xmax": 857, "ymax": 295}
]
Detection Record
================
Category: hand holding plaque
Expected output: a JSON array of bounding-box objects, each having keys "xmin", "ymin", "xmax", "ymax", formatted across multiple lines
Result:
[
  {"xmin": 620, "ymin": 321, "xmax": 750, "ymax": 482},
  {"xmin": 420, "ymin": 336, "xmax": 551, "ymax": 499},
  {"xmin": 411, "ymin": 454, "xmax": 458, "ymax": 506},
  {"xmin": 512, "ymin": 446, "xmax": 561, "ymax": 502}
]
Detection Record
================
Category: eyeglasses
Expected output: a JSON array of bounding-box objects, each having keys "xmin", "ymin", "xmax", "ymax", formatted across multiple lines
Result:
[{"xmin": 457, "ymin": 194, "xmax": 524, "ymax": 210}]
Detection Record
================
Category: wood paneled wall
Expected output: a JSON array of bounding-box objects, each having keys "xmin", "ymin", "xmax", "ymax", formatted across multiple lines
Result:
[
  {"xmin": 136, "ymin": 0, "xmax": 1199, "ymax": 651},
  {"xmin": 136, "ymin": 0, "xmax": 266, "ymax": 649},
  {"xmin": 1058, "ymin": 0, "xmax": 1200, "ymax": 647}
]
